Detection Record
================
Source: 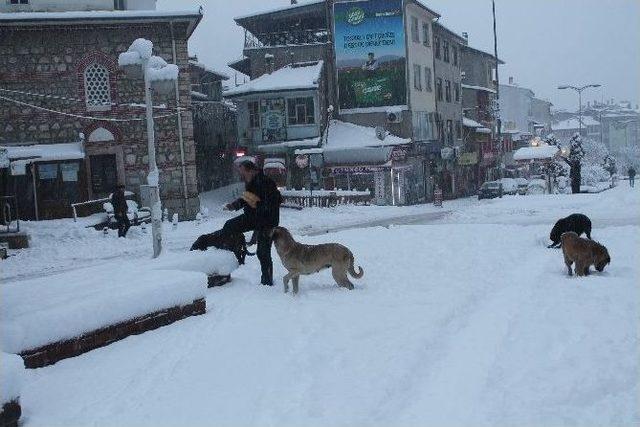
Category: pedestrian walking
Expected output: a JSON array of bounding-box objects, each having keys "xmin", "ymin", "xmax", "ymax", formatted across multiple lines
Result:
[
  {"xmin": 111, "ymin": 184, "xmax": 130, "ymax": 238},
  {"xmin": 223, "ymin": 160, "xmax": 282, "ymax": 286},
  {"xmin": 628, "ymin": 166, "xmax": 636, "ymax": 188}
]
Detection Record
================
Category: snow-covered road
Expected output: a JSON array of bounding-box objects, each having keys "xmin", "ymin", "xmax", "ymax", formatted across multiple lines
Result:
[{"xmin": 3, "ymin": 185, "xmax": 639, "ymax": 426}]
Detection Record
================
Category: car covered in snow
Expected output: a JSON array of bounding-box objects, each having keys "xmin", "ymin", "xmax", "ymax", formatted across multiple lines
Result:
[
  {"xmin": 478, "ymin": 181, "xmax": 504, "ymax": 200},
  {"xmin": 526, "ymin": 179, "xmax": 547, "ymax": 195},
  {"xmin": 498, "ymin": 178, "xmax": 518, "ymax": 195},
  {"xmin": 515, "ymin": 178, "xmax": 529, "ymax": 195}
]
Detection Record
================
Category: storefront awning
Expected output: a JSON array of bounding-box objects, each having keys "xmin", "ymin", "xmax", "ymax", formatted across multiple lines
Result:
[
  {"xmin": 1, "ymin": 142, "xmax": 84, "ymax": 163},
  {"xmin": 323, "ymin": 146, "xmax": 393, "ymax": 166}
]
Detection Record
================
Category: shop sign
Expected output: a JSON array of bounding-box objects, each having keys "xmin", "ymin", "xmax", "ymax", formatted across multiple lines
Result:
[
  {"xmin": 330, "ymin": 165, "xmax": 382, "ymax": 174},
  {"xmin": 458, "ymin": 152, "xmax": 478, "ymax": 166}
]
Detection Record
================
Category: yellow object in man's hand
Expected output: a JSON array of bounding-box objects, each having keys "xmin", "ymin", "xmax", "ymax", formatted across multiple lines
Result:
[{"xmin": 242, "ymin": 191, "xmax": 261, "ymax": 209}]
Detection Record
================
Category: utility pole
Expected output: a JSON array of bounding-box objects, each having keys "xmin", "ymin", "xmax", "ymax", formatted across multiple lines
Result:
[{"xmin": 492, "ymin": 0, "xmax": 502, "ymax": 179}]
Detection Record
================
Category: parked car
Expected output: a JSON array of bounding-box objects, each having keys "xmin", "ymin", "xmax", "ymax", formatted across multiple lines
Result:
[
  {"xmin": 526, "ymin": 179, "xmax": 547, "ymax": 195},
  {"xmin": 478, "ymin": 181, "xmax": 504, "ymax": 200},
  {"xmin": 498, "ymin": 178, "xmax": 518, "ymax": 195},
  {"xmin": 515, "ymin": 177, "xmax": 529, "ymax": 195}
]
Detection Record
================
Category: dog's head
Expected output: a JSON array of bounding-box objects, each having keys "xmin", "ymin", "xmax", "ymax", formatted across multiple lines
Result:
[
  {"xmin": 593, "ymin": 244, "xmax": 611, "ymax": 272},
  {"xmin": 270, "ymin": 226, "xmax": 292, "ymax": 245},
  {"xmin": 550, "ymin": 220, "xmax": 563, "ymax": 243}
]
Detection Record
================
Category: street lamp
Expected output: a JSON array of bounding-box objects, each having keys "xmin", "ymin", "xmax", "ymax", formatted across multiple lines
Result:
[
  {"xmin": 557, "ymin": 84, "xmax": 601, "ymax": 137},
  {"xmin": 118, "ymin": 38, "xmax": 179, "ymax": 258}
]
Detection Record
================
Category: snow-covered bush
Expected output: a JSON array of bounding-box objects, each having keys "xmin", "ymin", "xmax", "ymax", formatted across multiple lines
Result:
[
  {"xmin": 1, "ymin": 352, "xmax": 24, "ymax": 405},
  {"xmin": 581, "ymin": 164, "xmax": 610, "ymax": 186}
]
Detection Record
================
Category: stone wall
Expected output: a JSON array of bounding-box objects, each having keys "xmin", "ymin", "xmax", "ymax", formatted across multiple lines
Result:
[{"xmin": 0, "ymin": 20, "xmax": 200, "ymax": 219}]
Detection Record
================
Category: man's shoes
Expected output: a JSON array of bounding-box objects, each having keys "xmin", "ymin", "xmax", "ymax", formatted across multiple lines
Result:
[{"xmin": 261, "ymin": 280, "xmax": 274, "ymax": 286}]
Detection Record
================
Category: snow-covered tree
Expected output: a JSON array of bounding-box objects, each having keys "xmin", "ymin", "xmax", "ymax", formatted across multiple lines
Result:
[
  {"xmin": 544, "ymin": 133, "xmax": 560, "ymax": 147},
  {"xmin": 602, "ymin": 155, "xmax": 617, "ymax": 177},
  {"xmin": 562, "ymin": 133, "xmax": 585, "ymax": 193}
]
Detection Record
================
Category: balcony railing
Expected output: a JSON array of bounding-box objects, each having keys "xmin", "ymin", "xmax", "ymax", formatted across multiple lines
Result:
[{"xmin": 244, "ymin": 28, "xmax": 329, "ymax": 49}]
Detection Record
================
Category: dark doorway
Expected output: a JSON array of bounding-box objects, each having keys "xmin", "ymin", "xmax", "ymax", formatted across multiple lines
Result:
[{"xmin": 90, "ymin": 154, "xmax": 117, "ymax": 197}]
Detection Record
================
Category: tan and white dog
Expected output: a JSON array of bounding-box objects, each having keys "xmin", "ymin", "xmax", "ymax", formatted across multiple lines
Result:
[{"xmin": 270, "ymin": 226, "xmax": 364, "ymax": 294}]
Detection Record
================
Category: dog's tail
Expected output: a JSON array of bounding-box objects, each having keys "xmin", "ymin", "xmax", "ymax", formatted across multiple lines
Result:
[{"xmin": 348, "ymin": 254, "xmax": 364, "ymax": 279}]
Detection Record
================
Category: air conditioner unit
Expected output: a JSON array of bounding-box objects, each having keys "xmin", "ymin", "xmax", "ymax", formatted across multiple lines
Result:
[{"xmin": 386, "ymin": 111, "xmax": 403, "ymax": 123}]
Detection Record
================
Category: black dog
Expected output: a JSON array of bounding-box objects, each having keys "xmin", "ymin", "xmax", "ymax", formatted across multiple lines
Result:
[
  {"xmin": 548, "ymin": 213, "xmax": 592, "ymax": 248},
  {"xmin": 190, "ymin": 230, "xmax": 254, "ymax": 265}
]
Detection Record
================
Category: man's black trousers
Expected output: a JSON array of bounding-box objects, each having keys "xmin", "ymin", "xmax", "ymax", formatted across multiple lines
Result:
[{"xmin": 222, "ymin": 214, "xmax": 274, "ymax": 286}]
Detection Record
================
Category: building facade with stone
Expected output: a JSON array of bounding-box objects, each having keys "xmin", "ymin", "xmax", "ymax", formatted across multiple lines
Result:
[{"xmin": 0, "ymin": 4, "xmax": 202, "ymax": 220}]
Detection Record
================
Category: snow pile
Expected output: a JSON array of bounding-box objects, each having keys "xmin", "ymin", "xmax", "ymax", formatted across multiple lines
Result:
[
  {"xmin": 1, "ymin": 142, "xmax": 84, "ymax": 162},
  {"xmin": 225, "ymin": 61, "xmax": 323, "ymax": 97},
  {"xmin": 581, "ymin": 164, "xmax": 610, "ymax": 187},
  {"xmin": 148, "ymin": 64, "xmax": 178, "ymax": 82},
  {"xmin": 513, "ymin": 145, "xmax": 559, "ymax": 161},
  {"xmin": 151, "ymin": 249, "xmax": 238, "ymax": 276},
  {"xmin": 325, "ymin": 120, "xmax": 410, "ymax": 150},
  {"xmin": 0, "ymin": 265, "xmax": 208, "ymax": 354},
  {"xmin": 0, "ymin": 352, "xmax": 24, "ymax": 404}
]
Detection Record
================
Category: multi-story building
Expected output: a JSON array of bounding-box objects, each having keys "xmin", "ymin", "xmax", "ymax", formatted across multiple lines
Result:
[
  {"xmin": 431, "ymin": 21, "xmax": 465, "ymax": 198},
  {"xmin": 189, "ymin": 59, "xmax": 238, "ymax": 193},
  {"xmin": 228, "ymin": 0, "xmax": 443, "ymax": 205},
  {"xmin": 584, "ymin": 101, "xmax": 639, "ymax": 162},
  {"xmin": 499, "ymin": 77, "xmax": 552, "ymax": 139},
  {"xmin": 459, "ymin": 42, "xmax": 502, "ymax": 191},
  {"xmin": 551, "ymin": 116, "xmax": 601, "ymax": 142},
  {"xmin": 0, "ymin": 0, "xmax": 202, "ymax": 220}
]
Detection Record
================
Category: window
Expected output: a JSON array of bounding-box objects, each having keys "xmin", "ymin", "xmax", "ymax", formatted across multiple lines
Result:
[
  {"xmin": 84, "ymin": 63, "xmax": 111, "ymax": 111},
  {"xmin": 113, "ymin": 0, "xmax": 125, "ymax": 10},
  {"xmin": 411, "ymin": 16, "xmax": 420, "ymax": 43},
  {"xmin": 422, "ymin": 23, "xmax": 430, "ymax": 46},
  {"xmin": 10, "ymin": 0, "xmax": 29, "ymax": 4},
  {"xmin": 453, "ymin": 46, "xmax": 458, "ymax": 66},
  {"xmin": 445, "ymin": 80, "xmax": 451, "ymax": 102},
  {"xmin": 454, "ymin": 82, "xmax": 460, "ymax": 102},
  {"xmin": 434, "ymin": 36, "xmax": 441, "ymax": 59},
  {"xmin": 443, "ymin": 40, "xmax": 450, "ymax": 63},
  {"xmin": 446, "ymin": 120, "xmax": 453, "ymax": 144},
  {"xmin": 424, "ymin": 67, "xmax": 432, "ymax": 92},
  {"xmin": 436, "ymin": 78, "xmax": 443, "ymax": 101},
  {"xmin": 413, "ymin": 64, "xmax": 422, "ymax": 91},
  {"xmin": 248, "ymin": 101, "xmax": 260, "ymax": 128},
  {"xmin": 287, "ymin": 97, "xmax": 315, "ymax": 125},
  {"xmin": 455, "ymin": 120, "xmax": 462, "ymax": 139}
]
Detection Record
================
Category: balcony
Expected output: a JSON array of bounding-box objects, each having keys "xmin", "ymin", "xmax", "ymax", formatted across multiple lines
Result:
[{"xmin": 244, "ymin": 28, "xmax": 329, "ymax": 49}]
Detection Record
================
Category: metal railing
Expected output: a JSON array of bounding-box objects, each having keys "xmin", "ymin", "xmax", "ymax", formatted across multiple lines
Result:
[
  {"xmin": 244, "ymin": 28, "xmax": 329, "ymax": 48},
  {"xmin": 71, "ymin": 197, "xmax": 111, "ymax": 222},
  {"xmin": 0, "ymin": 195, "xmax": 20, "ymax": 234}
]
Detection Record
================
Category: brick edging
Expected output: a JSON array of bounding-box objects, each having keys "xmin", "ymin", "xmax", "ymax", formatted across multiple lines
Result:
[
  {"xmin": 20, "ymin": 298, "xmax": 206, "ymax": 369},
  {"xmin": 207, "ymin": 274, "xmax": 231, "ymax": 288}
]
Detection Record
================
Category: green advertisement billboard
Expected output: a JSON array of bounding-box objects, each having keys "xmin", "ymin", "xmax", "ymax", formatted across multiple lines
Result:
[{"xmin": 333, "ymin": 0, "xmax": 406, "ymax": 111}]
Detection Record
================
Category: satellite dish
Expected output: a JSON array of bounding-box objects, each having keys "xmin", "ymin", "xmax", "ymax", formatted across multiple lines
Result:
[{"xmin": 375, "ymin": 126, "xmax": 386, "ymax": 141}]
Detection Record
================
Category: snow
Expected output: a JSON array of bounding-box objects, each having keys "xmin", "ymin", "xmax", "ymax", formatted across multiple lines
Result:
[
  {"xmin": 190, "ymin": 90, "xmax": 208, "ymax": 100},
  {"xmin": 461, "ymin": 83, "xmax": 497, "ymax": 94},
  {"xmin": 552, "ymin": 116, "xmax": 601, "ymax": 131},
  {"xmin": 476, "ymin": 126, "xmax": 492, "ymax": 134},
  {"xmin": 256, "ymin": 137, "xmax": 321, "ymax": 151},
  {"xmin": 0, "ymin": 352, "xmax": 24, "ymax": 404},
  {"xmin": 325, "ymin": 120, "xmax": 410, "ymax": 150},
  {"xmin": 463, "ymin": 117, "xmax": 482, "ymax": 128},
  {"xmin": 224, "ymin": 61, "xmax": 323, "ymax": 97},
  {"xmin": 2, "ymin": 185, "xmax": 639, "ymax": 426},
  {"xmin": 188, "ymin": 60, "xmax": 229, "ymax": 80},
  {"xmin": 0, "ymin": 9, "xmax": 202, "ymax": 21},
  {"xmin": 234, "ymin": 0, "xmax": 324, "ymax": 21},
  {"xmin": 263, "ymin": 161, "xmax": 286, "ymax": 170},
  {"xmin": 151, "ymin": 249, "xmax": 238, "ymax": 277},
  {"xmin": 148, "ymin": 63, "xmax": 178, "ymax": 82},
  {"xmin": 513, "ymin": 145, "xmax": 560, "ymax": 161},
  {"xmin": 1, "ymin": 142, "xmax": 84, "ymax": 163}
]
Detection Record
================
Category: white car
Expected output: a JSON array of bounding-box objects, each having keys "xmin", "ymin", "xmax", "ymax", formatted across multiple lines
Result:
[
  {"xmin": 498, "ymin": 178, "xmax": 518, "ymax": 195},
  {"xmin": 515, "ymin": 178, "xmax": 529, "ymax": 195},
  {"xmin": 526, "ymin": 179, "xmax": 547, "ymax": 195}
]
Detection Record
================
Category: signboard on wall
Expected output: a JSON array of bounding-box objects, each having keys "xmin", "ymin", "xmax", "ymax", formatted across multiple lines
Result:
[{"xmin": 334, "ymin": 0, "xmax": 406, "ymax": 111}]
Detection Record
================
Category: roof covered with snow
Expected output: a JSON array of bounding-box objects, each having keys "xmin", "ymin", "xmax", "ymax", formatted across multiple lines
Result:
[
  {"xmin": 463, "ymin": 117, "xmax": 482, "ymax": 128},
  {"xmin": 189, "ymin": 60, "xmax": 229, "ymax": 81},
  {"xmin": 462, "ymin": 84, "xmax": 496, "ymax": 94},
  {"xmin": 225, "ymin": 61, "xmax": 323, "ymax": 97},
  {"xmin": 234, "ymin": 0, "xmax": 324, "ymax": 22},
  {"xmin": 1, "ymin": 142, "xmax": 84, "ymax": 162},
  {"xmin": 325, "ymin": 120, "xmax": 410, "ymax": 151},
  {"xmin": 552, "ymin": 117, "xmax": 601, "ymax": 131},
  {"xmin": 513, "ymin": 145, "xmax": 560, "ymax": 161}
]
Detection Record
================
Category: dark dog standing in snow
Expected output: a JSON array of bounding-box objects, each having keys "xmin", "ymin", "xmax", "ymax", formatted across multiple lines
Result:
[
  {"xmin": 548, "ymin": 213, "xmax": 592, "ymax": 248},
  {"xmin": 190, "ymin": 230, "xmax": 254, "ymax": 265}
]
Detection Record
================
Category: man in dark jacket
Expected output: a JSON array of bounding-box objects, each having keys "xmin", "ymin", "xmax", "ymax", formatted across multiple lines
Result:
[
  {"xmin": 223, "ymin": 160, "xmax": 282, "ymax": 286},
  {"xmin": 111, "ymin": 184, "xmax": 130, "ymax": 238},
  {"xmin": 628, "ymin": 166, "xmax": 636, "ymax": 188}
]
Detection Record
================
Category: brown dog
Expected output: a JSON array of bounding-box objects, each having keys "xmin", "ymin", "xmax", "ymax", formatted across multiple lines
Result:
[
  {"xmin": 561, "ymin": 231, "xmax": 610, "ymax": 277},
  {"xmin": 271, "ymin": 226, "xmax": 364, "ymax": 294}
]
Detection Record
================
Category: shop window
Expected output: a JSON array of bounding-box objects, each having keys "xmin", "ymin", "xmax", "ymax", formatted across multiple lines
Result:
[
  {"xmin": 248, "ymin": 101, "xmax": 260, "ymax": 128},
  {"xmin": 287, "ymin": 97, "xmax": 315, "ymax": 125},
  {"xmin": 37, "ymin": 162, "xmax": 81, "ymax": 203},
  {"xmin": 84, "ymin": 63, "xmax": 112, "ymax": 111}
]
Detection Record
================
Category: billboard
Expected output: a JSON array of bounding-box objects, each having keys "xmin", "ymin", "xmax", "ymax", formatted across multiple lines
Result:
[{"xmin": 333, "ymin": 0, "xmax": 406, "ymax": 112}]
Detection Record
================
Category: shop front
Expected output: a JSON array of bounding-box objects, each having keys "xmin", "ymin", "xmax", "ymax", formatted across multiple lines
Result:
[{"xmin": 455, "ymin": 150, "xmax": 480, "ymax": 197}]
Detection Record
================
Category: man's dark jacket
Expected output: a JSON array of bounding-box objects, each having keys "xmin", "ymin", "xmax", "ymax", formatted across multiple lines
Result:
[
  {"xmin": 229, "ymin": 173, "xmax": 282, "ymax": 228},
  {"xmin": 111, "ymin": 190, "xmax": 128, "ymax": 216}
]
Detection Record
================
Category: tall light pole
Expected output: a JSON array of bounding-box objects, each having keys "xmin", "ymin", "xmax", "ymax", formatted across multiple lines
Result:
[
  {"xmin": 492, "ymin": 0, "xmax": 502, "ymax": 179},
  {"xmin": 119, "ymin": 39, "xmax": 179, "ymax": 258},
  {"xmin": 557, "ymin": 84, "xmax": 601, "ymax": 137}
]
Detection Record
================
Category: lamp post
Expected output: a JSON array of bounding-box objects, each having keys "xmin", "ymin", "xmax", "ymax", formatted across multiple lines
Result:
[
  {"xmin": 557, "ymin": 84, "xmax": 601, "ymax": 137},
  {"xmin": 119, "ymin": 38, "xmax": 179, "ymax": 258}
]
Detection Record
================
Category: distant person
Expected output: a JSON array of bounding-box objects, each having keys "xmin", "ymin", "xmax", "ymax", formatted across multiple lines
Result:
[
  {"xmin": 111, "ymin": 184, "xmax": 130, "ymax": 238},
  {"xmin": 223, "ymin": 160, "xmax": 282, "ymax": 287},
  {"xmin": 362, "ymin": 52, "xmax": 378, "ymax": 72},
  {"xmin": 628, "ymin": 166, "xmax": 636, "ymax": 188}
]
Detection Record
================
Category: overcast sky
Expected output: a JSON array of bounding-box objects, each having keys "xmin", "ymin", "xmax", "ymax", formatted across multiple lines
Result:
[{"xmin": 157, "ymin": 0, "xmax": 640, "ymax": 111}]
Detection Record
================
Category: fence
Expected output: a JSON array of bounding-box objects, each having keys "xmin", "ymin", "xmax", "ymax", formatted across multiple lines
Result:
[{"xmin": 281, "ymin": 189, "xmax": 373, "ymax": 208}]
